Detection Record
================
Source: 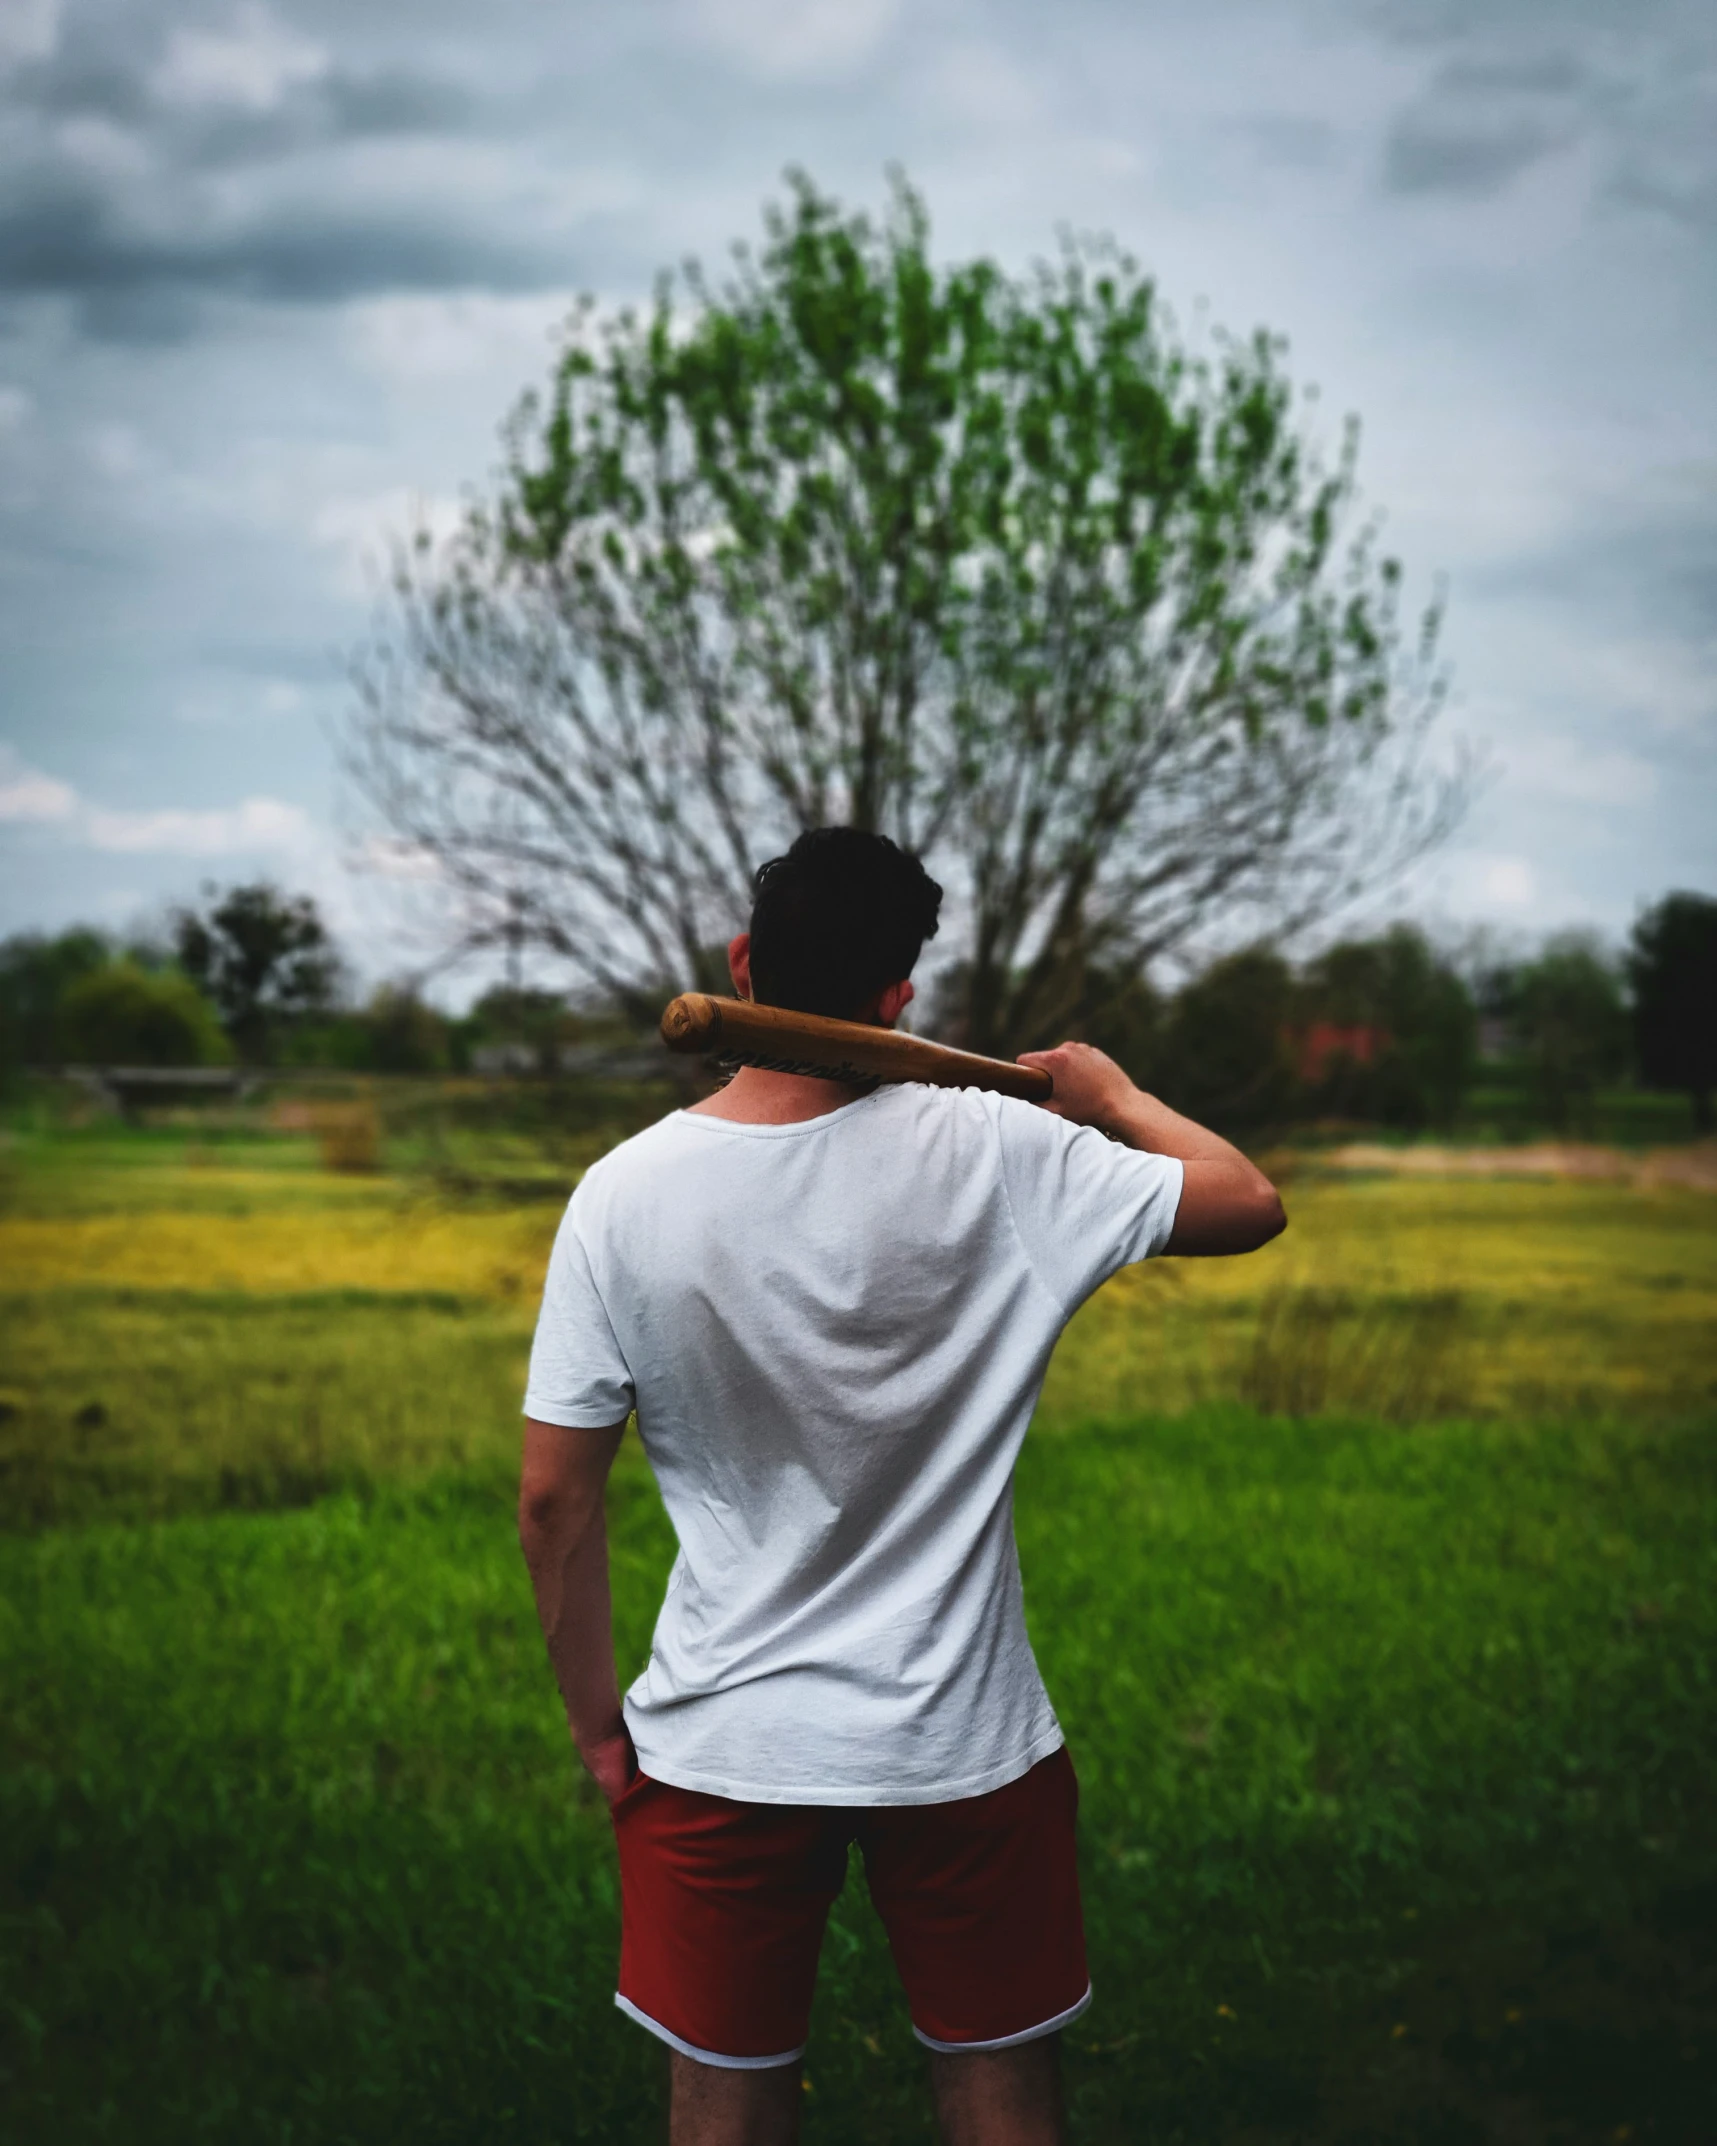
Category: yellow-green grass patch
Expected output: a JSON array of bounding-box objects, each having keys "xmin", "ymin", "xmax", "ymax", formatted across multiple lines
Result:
[
  {"xmin": 2, "ymin": 1139, "xmax": 1714, "ymax": 1530},
  {"xmin": 1042, "ymin": 1175, "xmax": 1717, "ymax": 1429}
]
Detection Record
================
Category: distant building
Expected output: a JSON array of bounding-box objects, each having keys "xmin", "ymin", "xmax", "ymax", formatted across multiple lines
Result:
[
  {"xmin": 470, "ymin": 1040, "xmax": 540, "ymax": 1077},
  {"xmin": 1296, "ymin": 1022, "xmax": 1387, "ymax": 1084}
]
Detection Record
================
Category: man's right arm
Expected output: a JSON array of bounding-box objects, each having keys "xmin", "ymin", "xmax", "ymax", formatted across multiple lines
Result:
[{"xmin": 1016, "ymin": 1041, "xmax": 1286, "ymax": 1256}]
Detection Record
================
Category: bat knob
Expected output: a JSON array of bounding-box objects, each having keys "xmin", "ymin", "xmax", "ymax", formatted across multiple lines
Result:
[{"xmin": 661, "ymin": 993, "xmax": 720, "ymax": 1053}]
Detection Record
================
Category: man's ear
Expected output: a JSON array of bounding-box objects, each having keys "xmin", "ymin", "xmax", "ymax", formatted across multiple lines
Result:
[
  {"xmin": 727, "ymin": 933, "xmax": 753, "ymax": 1000},
  {"xmin": 875, "ymin": 978, "xmax": 915, "ymax": 1028}
]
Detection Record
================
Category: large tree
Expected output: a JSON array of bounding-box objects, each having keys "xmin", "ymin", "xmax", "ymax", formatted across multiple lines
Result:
[
  {"xmin": 349, "ymin": 175, "xmax": 1459, "ymax": 1051},
  {"xmin": 173, "ymin": 883, "xmax": 341, "ymax": 1062},
  {"xmin": 1628, "ymin": 890, "xmax": 1717, "ymax": 1131},
  {"xmin": 1508, "ymin": 932, "xmax": 1629, "ymax": 1135}
]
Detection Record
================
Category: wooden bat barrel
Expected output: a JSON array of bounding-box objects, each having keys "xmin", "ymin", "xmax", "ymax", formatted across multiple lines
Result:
[{"xmin": 660, "ymin": 994, "xmax": 1053, "ymax": 1103}]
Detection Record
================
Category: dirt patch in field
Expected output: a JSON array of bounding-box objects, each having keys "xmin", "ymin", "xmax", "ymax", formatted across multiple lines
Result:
[{"xmin": 1311, "ymin": 1141, "xmax": 1717, "ymax": 1193}]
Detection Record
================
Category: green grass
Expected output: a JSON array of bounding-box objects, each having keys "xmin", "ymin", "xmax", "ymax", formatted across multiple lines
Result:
[
  {"xmin": 3, "ymin": 1417, "xmax": 1713, "ymax": 2143},
  {"xmin": 1, "ymin": 1110, "xmax": 1715, "ymax": 2140}
]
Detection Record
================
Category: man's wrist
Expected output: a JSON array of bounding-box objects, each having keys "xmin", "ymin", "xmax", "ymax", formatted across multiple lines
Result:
[
  {"xmin": 575, "ymin": 1720, "xmax": 637, "ymax": 1803},
  {"xmin": 574, "ymin": 1717, "xmax": 628, "ymax": 1762}
]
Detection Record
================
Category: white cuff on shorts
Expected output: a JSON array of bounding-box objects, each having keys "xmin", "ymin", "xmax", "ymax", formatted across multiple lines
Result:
[
  {"xmin": 912, "ymin": 1982, "xmax": 1093, "ymax": 2055},
  {"xmin": 613, "ymin": 1992, "xmax": 805, "ymax": 2071}
]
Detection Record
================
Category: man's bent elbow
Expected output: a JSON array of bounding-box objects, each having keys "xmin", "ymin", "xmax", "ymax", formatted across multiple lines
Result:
[
  {"xmin": 1234, "ymin": 1161, "xmax": 1288, "ymax": 1250},
  {"xmin": 1253, "ymin": 1185, "xmax": 1288, "ymax": 1249},
  {"xmin": 1165, "ymin": 1169, "xmax": 1288, "ymax": 1256}
]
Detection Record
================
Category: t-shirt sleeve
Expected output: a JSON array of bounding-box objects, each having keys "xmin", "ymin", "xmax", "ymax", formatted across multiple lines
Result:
[
  {"xmin": 994, "ymin": 1098, "xmax": 1184, "ymax": 1313},
  {"xmin": 523, "ymin": 1197, "xmax": 636, "ymax": 1427}
]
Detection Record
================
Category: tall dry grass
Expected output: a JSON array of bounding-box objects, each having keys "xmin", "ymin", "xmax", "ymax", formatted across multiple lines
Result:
[
  {"xmin": 1238, "ymin": 1285, "xmax": 1469, "ymax": 1422},
  {"xmin": 312, "ymin": 1099, "xmax": 381, "ymax": 1174}
]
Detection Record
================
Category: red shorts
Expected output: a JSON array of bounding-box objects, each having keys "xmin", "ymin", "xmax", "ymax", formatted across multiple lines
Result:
[{"xmin": 610, "ymin": 1745, "xmax": 1089, "ymax": 2068}]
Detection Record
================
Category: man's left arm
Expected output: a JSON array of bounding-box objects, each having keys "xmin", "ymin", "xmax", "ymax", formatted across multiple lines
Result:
[{"xmin": 518, "ymin": 1416, "xmax": 635, "ymax": 1804}]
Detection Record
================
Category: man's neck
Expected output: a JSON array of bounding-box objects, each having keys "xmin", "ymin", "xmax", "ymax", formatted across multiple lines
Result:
[{"xmin": 685, "ymin": 1063, "xmax": 878, "ymax": 1125}]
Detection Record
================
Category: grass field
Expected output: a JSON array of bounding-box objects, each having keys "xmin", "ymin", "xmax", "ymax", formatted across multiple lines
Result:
[{"xmin": 2, "ymin": 1098, "xmax": 1715, "ymax": 2142}]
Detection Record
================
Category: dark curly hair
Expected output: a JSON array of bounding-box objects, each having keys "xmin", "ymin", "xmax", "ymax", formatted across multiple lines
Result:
[{"xmin": 747, "ymin": 828, "xmax": 943, "ymax": 1020}]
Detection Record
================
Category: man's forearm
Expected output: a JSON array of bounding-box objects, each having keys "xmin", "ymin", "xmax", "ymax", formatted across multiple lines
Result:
[
  {"xmin": 1106, "ymin": 1090, "xmax": 1265, "ymax": 1174},
  {"xmin": 528, "ymin": 1507, "xmax": 626, "ymax": 1758}
]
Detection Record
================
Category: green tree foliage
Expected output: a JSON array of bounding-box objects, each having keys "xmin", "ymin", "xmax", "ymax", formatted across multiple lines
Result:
[
  {"xmin": 1627, "ymin": 890, "xmax": 1717, "ymax": 1132},
  {"xmin": 0, "ymin": 928, "xmax": 111, "ymax": 1075},
  {"xmin": 1072, "ymin": 962, "xmax": 1166, "ymax": 1086},
  {"xmin": 1507, "ymin": 934, "xmax": 1629, "ymax": 1135},
  {"xmin": 1153, "ymin": 948, "xmax": 1300, "ymax": 1132},
  {"xmin": 352, "ymin": 173, "xmax": 1457, "ymax": 1053},
  {"xmin": 360, "ymin": 985, "xmax": 449, "ymax": 1075},
  {"xmin": 274, "ymin": 988, "xmax": 451, "ymax": 1074},
  {"xmin": 457, "ymin": 986, "xmax": 580, "ymax": 1074},
  {"xmin": 1299, "ymin": 925, "xmax": 1476, "ymax": 1129},
  {"xmin": 56, "ymin": 961, "xmax": 231, "ymax": 1068},
  {"xmin": 174, "ymin": 883, "xmax": 341, "ymax": 1062}
]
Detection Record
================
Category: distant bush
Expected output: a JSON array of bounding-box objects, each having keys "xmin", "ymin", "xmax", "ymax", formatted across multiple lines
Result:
[{"xmin": 56, "ymin": 961, "xmax": 231, "ymax": 1067}]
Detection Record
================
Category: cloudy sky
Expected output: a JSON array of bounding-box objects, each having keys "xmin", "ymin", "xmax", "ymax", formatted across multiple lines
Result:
[{"xmin": 1, "ymin": 0, "xmax": 1712, "ymax": 984}]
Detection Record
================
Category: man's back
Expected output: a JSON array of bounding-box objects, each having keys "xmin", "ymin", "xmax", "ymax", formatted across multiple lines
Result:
[{"xmin": 525, "ymin": 1080, "xmax": 1183, "ymax": 1804}]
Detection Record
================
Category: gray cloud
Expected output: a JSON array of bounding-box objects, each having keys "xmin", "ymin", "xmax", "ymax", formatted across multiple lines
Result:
[
  {"xmin": 1382, "ymin": 48, "xmax": 1592, "ymax": 198},
  {"xmin": 0, "ymin": 10, "xmax": 555, "ymax": 339},
  {"xmin": 1366, "ymin": 0, "xmax": 1707, "ymax": 45},
  {"xmin": 0, "ymin": 174, "xmax": 562, "ymax": 340},
  {"xmin": 1374, "ymin": 0, "xmax": 1717, "ymax": 225},
  {"xmin": 7, "ymin": 22, "xmax": 482, "ymax": 163},
  {"xmin": 1609, "ymin": 166, "xmax": 1717, "ymax": 231},
  {"xmin": 22, "ymin": 51, "xmax": 154, "ymax": 123},
  {"xmin": 1473, "ymin": 489, "xmax": 1717, "ymax": 660},
  {"xmin": 1229, "ymin": 113, "xmax": 1339, "ymax": 172},
  {"xmin": 0, "ymin": 0, "xmax": 496, "ymax": 294},
  {"xmin": 1385, "ymin": 112, "xmax": 1568, "ymax": 196},
  {"xmin": 321, "ymin": 70, "xmax": 476, "ymax": 137}
]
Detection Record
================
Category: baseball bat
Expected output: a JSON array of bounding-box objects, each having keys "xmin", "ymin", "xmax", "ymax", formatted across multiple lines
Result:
[{"xmin": 660, "ymin": 994, "xmax": 1053, "ymax": 1103}]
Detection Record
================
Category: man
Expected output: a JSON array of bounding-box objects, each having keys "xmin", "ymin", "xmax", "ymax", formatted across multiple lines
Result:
[{"xmin": 519, "ymin": 829, "xmax": 1285, "ymax": 2146}]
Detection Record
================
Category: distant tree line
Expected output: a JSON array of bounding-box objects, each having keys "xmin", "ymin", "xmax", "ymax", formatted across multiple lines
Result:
[
  {"xmin": 1096, "ymin": 925, "xmax": 1596, "ymax": 1137},
  {"xmin": 1129, "ymin": 896, "xmax": 1713, "ymax": 1136},
  {"xmin": 1, "ymin": 880, "xmax": 1712, "ymax": 1137},
  {"xmin": 0, "ymin": 883, "xmax": 584, "ymax": 1083}
]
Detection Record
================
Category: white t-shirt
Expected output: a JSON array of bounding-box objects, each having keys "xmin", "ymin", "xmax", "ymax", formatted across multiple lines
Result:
[{"xmin": 524, "ymin": 1082, "xmax": 1183, "ymax": 1806}]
